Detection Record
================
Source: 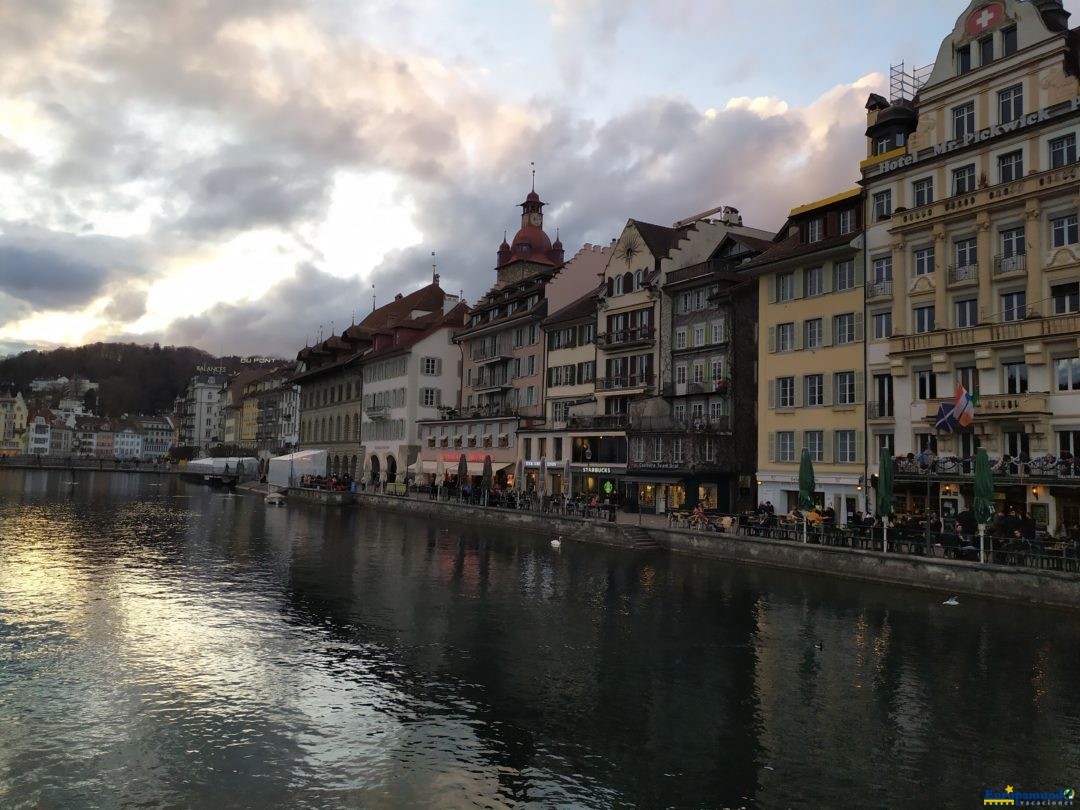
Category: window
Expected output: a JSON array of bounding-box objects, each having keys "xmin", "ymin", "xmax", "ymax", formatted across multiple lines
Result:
[
  {"xmin": 957, "ymin": 366, "xmax": 979, "ymax": 393},
  {"xmin": 806, "ymin": 430, "xmax": 824, "ymax": 462},
  {"xmin": 777, "ymin": 272, "xmax": 795, "ymax": 302},
  {"xmin": 676, "ymin": 365, "xmax": 687, "ymax": 385},
  {"xmin": 834, "ymin": 260, "xmax": 855, "ymax": 291},
  {"xmin": 1002, "ymin": 25, "xmax": 1017, "ymax": 56},
  {"xmin": 1000, "ymin": 226, "xmax": 1025, "ymax": 258},
  {"xmin": 807, "ymin": 218, "xmax": 823, "ymax": 243},
  {"xmin": 1053, "ymin": 282, "xmax": 1080, "ymax": 315},
  {"xmin": 1004, "ymin": 431, "xmax": 1029, "ymax": 459},
  {"xmin": 914, "ymin": 247, "xmax": 934, "ymax": 276},
  {"xmin": 873, "ymin": 190, "xmax": 892, "ymax": 221},
  {"xmin": 693, "ymin": 325, "xmax": 705, "ymax": 347},
  {"xmin": 691, "ymin": 403, "xmax": 704, "ymax": 420},
  {"xmin": 953, "ymin": 103, "xmax": 975, "ymax": 140},
  {"xmin": 913, "ymin": 177, "xmax": 934, "ymax": 207},
  {"xmin": 675, "ymin": 328, "xmax": 687, "ymax": 350},
  {"xmin": 873, "ymin": 256, "xmax": 893, "ymax": 282},
  {"xmin": 1056, "ymin": 357, "xmax": 1080, "ymax": 391},
  {"xmin": 711, "ymin": 321, "xmax": 725, "ymax": 344},
  {"xmin": 836, "ymin": 431, "xmax": 857, "ymax": 463},
  {"xmin": 422, "ymin": 357, "xmax": 439, "ymax": 375},
  {"xmin": 1001, "ymin": 290, "xmax": 1026, "ymax": 322},
  {"xmin": 878, "ymin": 432, "xmax": 895, "ymax": 456},
  {"xmin": 709, "ymin": 401, "xmax": 725, "ymax": 420},
  {"xmin": 777, "ymin": 322, "xmax": 795, "ymax": 352},
  {"xmin": 673, "ymin": 403, "xmax": 686, "ymax": 421},
  {"xmin": 1004, "ymin": 361, "xmax": 1028, "ymax": 394},
  {"xmin": 805, "ymin": 374, "xmax": 824, "ymax": 407},
  {"xmin": 671, "ymin": 438, "xmax": 684, "ymax": 464},
  {"xmin": 693, "ymin": 364, "xmax": 704, "ymax": 384},
  {"xmin": 526, "ymin": 385, "xmax": 536, "ymax": 405},
  {"xmin": 956, "ymin": 237, "xmax": 977, "ymax": 269},
  {"xmin": 836, "ymin": 372, "xmax": 856, "ymax": 406},
  {"xmin": 680, "ymin": 292, "xmax": 692, "ymax": 314},
  {"xmin": 873, "ymin": 311, "xmax": 893, "ymax": 340},
  {"xmin": 778, "ymin": 432, "xmax": 795, "ymax": 463},
  {"xmin": 917, "ymin": 433, "xmax": 939, "ymax": 454},
  {"xmin": 956, "ymin": 44, "xmax": 971, "ymax": 75},
  {"xmin": 1050, "ymin": 134, "xmax": 1077, "ymax": 169},
  {"xmin": 834, "ymin": 313, "xmax": 856, "ymax": 344},
  {"xmin": 999, "ymin": 84, "xmax": 1023, "ymax": 123},
  {"xmin": 839, "ymin": 209, "xmax": 856, "ymax": 235},
  {"xmin": 1052, "ymin": 214, "xmax": 1078, "ymax": 247},
  {"xmin": 778, "ymin": 377, "xmax": 795, "ymax": 408},
  {"xmin": 653, "ymin": 437, "xmax": 664, "ymax": 461},
  {"xmin": 874, "ymin": 136, "xmax": 892, "ymax": 156},
  {"xmin": 916, "ymin": 370, "xmax": 937, "ymax": 400},
  {"xmin": 953, "ymin": 164, "xmax": 976, "ymax": 195},
  {"xmin": 955, "ymin": 298, "xmax": 978, "ymax": 328},
  {"xmin": 421, "ymin": 388, "xmax": 440, "ymax": 407},
  {"xmin": 979, "ymin": 35, "xmax": 994, "ymax": 66},
  {"xmin": 998, "ymin": 150, "xmax": 1023, "ymax": 183},
  {"xmin": 805, "ymin": 318, "xmax": 823, "ymax": 349},
  {"xmin": 711, "ymin": 359, "xmax": 723, "ymax": 381},
  {"xmin": 805, "ymin": 267, "xmax": 823, "ymax": 297},
  {"xmin": 914, "ymin": 305, "xmax": 935, "ymax": 333}
]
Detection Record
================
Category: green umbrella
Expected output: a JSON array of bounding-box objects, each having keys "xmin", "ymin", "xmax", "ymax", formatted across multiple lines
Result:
[
  {"xmin": 482, "ymin": 454, "xmax": 494, "ymax": 506},
  {"xmin": 876, "ymin": 447, "xmax": 894, "ymax": 552},
  {"xmin": 973, "ymin": 447, "xmax": 994, "ymax": 563},
  {"xmin": 798, "ymin": 448, "xmax": 816, "ymax": 543}
]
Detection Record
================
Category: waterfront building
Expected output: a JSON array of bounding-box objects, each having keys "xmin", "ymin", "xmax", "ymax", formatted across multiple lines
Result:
[
  {"xmin": 296, "ymin": 281, "xmax": 458, "ymax": 479},
  {"xmin": 752, "ymin": 190, "xmax": 867, "ymax": 521},
  {"xmin": 417, "ymin": 185, "xmax": 597, "ymax": 489},
  {"xmin": 132, "ymin": 415, "xmax": 174, "ymax": 460},
  {"xmin": 26, "ymin": 414, "xmax": 50, "ymax": 455},
  {"xmin": 94, "ymin": 420, "xmax": 115, "ymax": 459},
  {"xmin": 862, "ymin": 0, "xmax": 1080, "ymax": 526},
  {"xmin": 49, "ymin": 419, "xmax": 73, "ymax": 456},
  {"xmin": 627, "ymin": 217, "xmax": 774, "ymax": 514},
  {"xmin": 113, "ymin": 420, "xmax": 143, "ymax": 459},
  {"xmin": 178, "ymin": 373, "xmax": 229, "ymax": 450},
  {"xmin": 0, "ymin": 390, "xmax": 27, "ymax": 456},
  {"xmin": 247, "ymin": 369, "xmax": 300, "ymax": 458}
]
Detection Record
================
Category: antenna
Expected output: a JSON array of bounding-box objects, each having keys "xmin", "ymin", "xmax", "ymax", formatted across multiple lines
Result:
[
  {"xmin": 530, "ymin": 161, "xmax": 535, "ymax": 192},
  {"xmin": 371, "ymin": 283, "xmax": 376, "ymax": 313},
  {"xmin": 432, "ymin": 251, "xmax": 437, "ymax": 284},
  {"xmin": 330, "ymin": 320, "xmax": 335, "ymax": 336}
]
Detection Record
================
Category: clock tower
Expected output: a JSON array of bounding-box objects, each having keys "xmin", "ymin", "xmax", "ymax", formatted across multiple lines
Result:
[{"xmin": 496, "ymin": 179, "xmax": 565, "ymax": 271}]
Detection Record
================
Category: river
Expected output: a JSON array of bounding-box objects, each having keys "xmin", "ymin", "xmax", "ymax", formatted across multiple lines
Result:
[{"xmin": 0, "ymin": 469, "xmax": 1078, "ymax": 809}]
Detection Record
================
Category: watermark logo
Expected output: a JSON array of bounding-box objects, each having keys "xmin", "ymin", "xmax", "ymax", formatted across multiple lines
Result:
[{"xmin": 983, "ymin": 785, "xmax": 1075, "ymax": 806}]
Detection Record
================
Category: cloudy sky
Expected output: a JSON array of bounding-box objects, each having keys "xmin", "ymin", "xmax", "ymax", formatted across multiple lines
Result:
[{"xmin": 1, "ymin": 0, "xmax": 1070, "ymax": 358}]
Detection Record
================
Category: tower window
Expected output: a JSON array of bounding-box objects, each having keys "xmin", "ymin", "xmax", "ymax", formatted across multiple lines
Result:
[
  {"xmin": 956, "ymin": 44, "xmax": 971, "ymax": 75},
  {"xmin": 1002, "ymin": 26, "xmax": 1017, "ymax": 56}
]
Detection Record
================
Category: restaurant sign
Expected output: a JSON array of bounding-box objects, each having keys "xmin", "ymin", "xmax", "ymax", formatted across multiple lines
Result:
[
  {"xmin": 872, "ymin": 96, "xmax": 1080, "ymax": 177},
  {"xmin": 440, "ymin": 453, "xmax": 489, "ymax": 462},
  {"xmin": 581, "ymin": 466, "xmax": 613, "ymax": 475}
]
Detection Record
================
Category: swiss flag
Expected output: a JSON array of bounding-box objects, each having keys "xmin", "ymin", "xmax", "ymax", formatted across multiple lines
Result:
[{"xmin": 966, "ymin": 3, "xmax": 1006, "ymax": 36}]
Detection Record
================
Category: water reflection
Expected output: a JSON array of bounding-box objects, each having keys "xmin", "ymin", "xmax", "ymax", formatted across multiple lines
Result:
[{"xmin": 0, "ymin": 470, "xmax": 1078, "ymax": 808}]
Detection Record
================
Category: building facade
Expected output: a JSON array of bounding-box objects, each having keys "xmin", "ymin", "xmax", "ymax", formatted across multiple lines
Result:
[
  {"xmin": 179, "ymin": 373, "xmax": 229, "ymax": 450},
  {"xmin": 862, "ymin": 0, "xmax": 1080, "ymax": 527},
  {"xmin": 0, "ymin": 390, "xmax": 27, "ymax": 456},
  {"xmin": 753, "ymin": 190, "xmax": 867, "ymax": 521}
]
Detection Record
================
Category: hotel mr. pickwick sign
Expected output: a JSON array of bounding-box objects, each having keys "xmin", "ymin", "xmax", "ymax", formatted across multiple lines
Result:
[{"xmin": 871, "ymin": 96, "xmax": 1080, "ymax": 177}]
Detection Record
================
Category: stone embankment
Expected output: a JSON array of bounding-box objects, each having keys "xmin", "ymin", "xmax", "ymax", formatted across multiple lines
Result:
[{"xmin": 351, "ymin": 492, "xmax": 1080, "ymax": 611}]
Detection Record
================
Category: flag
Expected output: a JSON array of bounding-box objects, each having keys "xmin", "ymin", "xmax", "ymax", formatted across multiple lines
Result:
[
  {"xmin": 951, "ymin": 384, "xmax": 975, "ymax": 429},
  {"xmin": 935, "ymin": 402, "xmax": 958, "ymax": 433}
]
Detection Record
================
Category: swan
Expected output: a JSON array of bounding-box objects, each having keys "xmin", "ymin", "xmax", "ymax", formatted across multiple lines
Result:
[
  {"xmin": 551, "ymin": 536, "xmax": 562, "ymax": 549},
  {"xmin": 942, "ymin": 596, "xmax": 960, "ymax": 606}
]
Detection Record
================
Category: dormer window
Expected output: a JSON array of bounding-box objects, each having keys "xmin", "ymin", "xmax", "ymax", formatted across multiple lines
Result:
[
  {"xmin": 806, "ymin": 218, "xmax": 823, "ymax": 243},
  {"xmin": 956, "ymin": 43, "xmax": 971, "ymax": 75},
  {"xmin": 979, "ymin": 35, "xmax": 994, "ymax": 66},
  {"xmin": 1002, "ymin": 26, "xmax": 1017, "ymax": 57},
  {"xmin": 874, "ymin": 136, "xmax": 892, "ymax": 156},
  {"xmin": 839, "ymin": 209, "xmax": 856, "ymax": 235}
]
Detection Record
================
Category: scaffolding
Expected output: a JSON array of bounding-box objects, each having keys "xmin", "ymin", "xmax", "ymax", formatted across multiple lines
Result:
[{"xmin": 890, "ymin": 61, "xmax": 933, "ymax": 103}]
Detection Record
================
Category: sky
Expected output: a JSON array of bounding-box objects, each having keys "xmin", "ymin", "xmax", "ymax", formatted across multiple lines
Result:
[{"xmin": 0, "ymin": 0, "xmax": 1075, "ymax": 359}]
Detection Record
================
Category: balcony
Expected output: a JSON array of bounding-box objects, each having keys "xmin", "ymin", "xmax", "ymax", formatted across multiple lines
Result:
[
  {"xmin": 947, "ymin": 263, "xmax": 979, "ymax": 286},
  {"xmin": 365, "ymin": 405, "xmax": 390, "ymax": 420},
  {"xmin": 631, "ymin": 415, "xmax": 731, "ymax": 433},
  {"xmin": 596, "ymin": 374, "xmax": 654, "ymax": 392},
  {"xmin": 994, "ymin": 252, "xmax": 1026, "ymax": 276},
  {"xmin": 893, "ymin": 311, "xmax": 1080, "ymax": 354},
  {"xmin": 867, "ymin": 279, "xmax": 893, "ymax": 300},
  {"xmin": 472, "ymin": 376, "xmax": 514, "ymax": 394},
  {"xmin": 922, "ymin": 393, "xmax": 1048, "ymax": 421},
  {"xmin": 866, "ymin": 400, "xmax": 895, "ymax": 421},
  {"xmin": 566, "ymin": 414, "xmax": 628, "ymax": 430},
  {"xmin": 596, "ymin": 326, "xmax": 655, "ymax": 350},
  {"xmin": 471, "ymin": 341, "xmax": 513, "ymax": 366}
]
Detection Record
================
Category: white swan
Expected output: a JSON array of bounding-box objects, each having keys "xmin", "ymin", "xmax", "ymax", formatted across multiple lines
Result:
[
  {"xmin": 942, "ymin": 596, "xmax": 960, "ymax": 606},
  {"xmin": 551, "ymin": 536, "xmax": 562, "ymax": 549}
]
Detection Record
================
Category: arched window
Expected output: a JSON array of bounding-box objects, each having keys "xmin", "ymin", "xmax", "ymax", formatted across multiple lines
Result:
[
  {"xmin": 623, "ymin": 271, "xmax": 634, "ymax": 292},
  {"xmin": 635, "ymin": 269, "xmax": 644, "ymax": 288},
  {"xmin": 344, "ymin": 414, "xmax": 350, "ymax": 442},
  {"xmin": 606, "ymin": 278, "xmax": 614, "ymax": 297},
  {"xmin": 614, "ymin": 275, "xmax": 624, "ymax": 295}
]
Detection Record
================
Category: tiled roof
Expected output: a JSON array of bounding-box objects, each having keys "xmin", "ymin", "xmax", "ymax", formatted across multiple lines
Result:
[
  {"xmin": 632, "ymin": 220, "xmax": 694, "ymax": 259},
  {"xmin": 740, "ymin": 232, "xmax": 857, "ymax": 270},
  {"xmin": 360, "ymin": 302, "xmax": 469, "ymax": 363},
  {"xmin": 544, "ymin": 286, "xmax": 601, "ymax": 326}
]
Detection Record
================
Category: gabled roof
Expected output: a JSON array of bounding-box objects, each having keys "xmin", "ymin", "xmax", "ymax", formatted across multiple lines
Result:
[
  {"xmin": 360, "ymin": 302, "xmax": 469, "ymax": 363},
  {"xmin": 632, "ymin": 219, "xmax": 695, "ymax": 260},
  {"xmin": 544, "ymin": 285, "xmax": 601, "ymax": 326}
]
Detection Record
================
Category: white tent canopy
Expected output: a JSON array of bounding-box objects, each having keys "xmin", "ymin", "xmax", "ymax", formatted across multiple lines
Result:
[{"xmin": 268, "ymin": 450, "xmax": 328, "ymax": 489}]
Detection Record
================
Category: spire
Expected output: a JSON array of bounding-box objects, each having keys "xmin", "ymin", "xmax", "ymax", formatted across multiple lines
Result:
[
  {"xmin": 371, "ymin": 284, "xmax": 376, "ymax": 313},
  {"xmin": 432, "ymin": 251, "xmax": 437, "ymax": 284},
  {"xmin": 531, "ymin": 160, "xmax": 535, "ymax": 192}
]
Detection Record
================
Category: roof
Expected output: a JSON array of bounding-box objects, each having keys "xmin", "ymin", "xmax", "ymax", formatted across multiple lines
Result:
[
  {"xmin": 544, "ymin": 286, "xmax": 601, "ymax": 326},
  {"xmin": 788, "ymin": 188, "xmax": 862, "ymax": 217},
  {"xmin": 360, "ymin": 302, "xmax": 469, "ymax": 363},
  {"xmin": 741, "ymin": 232, "xmax": 857, "ymax": 271},
  {"xmin": 632, "ymin": 219, "xmax": 694, "ymax": 259}
]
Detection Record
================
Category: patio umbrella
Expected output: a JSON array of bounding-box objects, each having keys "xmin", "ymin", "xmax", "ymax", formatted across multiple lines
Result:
[
  {"xmin": 876, "ymin": 447, "xmax": 894, "ymax": 553},
  {"xmin": 482, "ymin": 454, "xmax": 493, "ymax": 506},
  {"xmin": 538, "ymin": 455, "xmax": 547, "ymax": 500},
  {"xmin": 563, "ymin": 456, "xmax": 572, "ymax": 496},
  {"xmin": 457, "ymin": 453, "xmax": 468, "ymax": 501},
  {"xmin": 514, "ymin": 457, "xmax": 524, "ymax": 493},
  {"xmin": 436, "ymin": 457, "xmax": 446, "ymax": 496},
  {"xmin": 798, "ymin": 447, "xmax": 816, "ymax": 544},
  {"xmin": 362, "ymin": 457, "xmax": 372, "ymax": 487},
  {"xmin": 973, "ymin": 447, "xmax": 994, "ymax": 564}
]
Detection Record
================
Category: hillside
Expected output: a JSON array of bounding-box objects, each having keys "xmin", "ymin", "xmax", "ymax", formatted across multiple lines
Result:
[{"xmin": 0, "ymin": 343, "xmax": 286, "ymax": 417}]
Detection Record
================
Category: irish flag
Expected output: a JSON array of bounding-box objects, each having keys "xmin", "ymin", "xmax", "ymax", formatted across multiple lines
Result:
[{"xmin": 935, "ymin": 384, "xmax": 976, "ymax": 433}]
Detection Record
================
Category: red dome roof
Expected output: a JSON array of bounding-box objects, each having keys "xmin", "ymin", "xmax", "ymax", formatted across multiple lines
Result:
[{"xmin": 510, "ymin": 224, "xmax": 553, "ymax": 255}]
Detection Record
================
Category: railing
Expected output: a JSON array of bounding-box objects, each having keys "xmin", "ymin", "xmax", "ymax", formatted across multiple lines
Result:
[
  {"xmin": 947, "ymin": 263, "xmax": 979, "ymax": 284},
  {"xmin": 566, "ymin": 414, "xmax": 628, "ymax": 429},
  {"xmin": 470, "ymin": 341, "xmax": 513, "ymax": 363},
  {"xmin": 866, "ymin": 400, "xmax": 894, "ymax": 419},
  {"xmin": 472, "ymin": 375, "xmax": 513, "ymax": 392},
  {"xmin": 664, "ymin": 257, "xmax": 740, "ymax": 285},
  {"xmin": 867, "ymin": 279, "xmax": 893, "ymax": 299},
  {"xmin": 631, "ymin": 415, "xmax": 731, "ymax": 432},
  {"xmin": 596, "ymin": 326, "xmax": 655, "ymax": 348},
  {"xmin": 921, "ymin": 393, "xmax": 1047, "ymax": 420},
  {"xmin": 596, "ymin": 374, "xmax": 655, "ymax": 391},
  {"xmin": 892, "ymin": 454, "xmax": 1080, "ymax": 482},
  {"xmin": 895, "ymin": 311, "xmax": 1080, "ymax": 354},
  {"xmin": 365, "ymin": 405, "xmax": 390, "ymax": 420},
  {"xmin": 994, "ymin": 253, "xmax": 1026, "ymax": 275}
]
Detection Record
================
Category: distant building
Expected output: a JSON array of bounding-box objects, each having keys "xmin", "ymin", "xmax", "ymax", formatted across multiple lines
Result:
[
  {"xmin": 26, "ymin": 414, "xmax": 50, "ymax": 455},
  {"xmin": 0, "ymin": 390, "xmax": 27, "ymax": 456},
  {"xmin": 179, "ymin": 374, "xmax": 229, "ymax": 450},
  {"xmin": 133, "ymin": 415, "xmax": 174, "ymax": 460}
]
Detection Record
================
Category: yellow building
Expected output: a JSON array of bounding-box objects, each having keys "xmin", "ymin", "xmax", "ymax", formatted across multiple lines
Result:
[
  {"xmin": 751, "ymin": 190, "xmax": 867, "ymax": 521},
  {"xmin": 861, "ymin": 0, "xmax": 1080, "ymax": 527}
]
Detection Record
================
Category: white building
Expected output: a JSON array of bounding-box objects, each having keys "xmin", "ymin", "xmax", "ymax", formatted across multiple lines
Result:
[
  {"xmin": 113, "ymin": 423, "xmax": 143, "ymax": 458},
  {"xmin": 135, "ymin": 415, "xmax": 174, "ymax": 460},
  {"xmin": 181, "ymin": 373, "xmax": 229, "ymax": 450},
  {"xmin": 360, "ymin": 295, "xmax": 468, "ymax": 483},
  {"xmin": 27, "ymin": 416, "xmax": 50, "ymax": 455}
]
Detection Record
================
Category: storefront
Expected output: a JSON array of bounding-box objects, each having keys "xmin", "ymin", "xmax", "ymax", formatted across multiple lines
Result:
[
  {"xmin": 569, "ymin": 464, "xmax": 624, "ymax": 503},
  {"xmin": 625, "ymin": 467, "xmax": 735, "ymax": 514}
]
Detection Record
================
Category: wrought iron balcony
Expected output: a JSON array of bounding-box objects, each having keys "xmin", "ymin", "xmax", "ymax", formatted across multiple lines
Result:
[
  {"xmin": 470, "ymin": 341, "xmax": 514, "ymax": 365},
  {"xmin": 566, "ymin": 414, "xmax": 628, "ymax": 429},
  {"xmin": 947, "ymin": 264, "xmax": 979, "ymax": 285},
  {"xmin": 365, "ymin": 405, "xmax": 390, "ymax": 420},
  {"xmin": 866, "ymin": 400, "xmax": 894, "ymax": 420},
  {"xmin": 596, "ymin": 374, "xmax": 654, "ymax": 392},
  {"xmin": 867, "ymin": 279, "xmax": 893, "ymax": 300},
  {"xmin": 596, "ymin": 326, "xmax": 655, "ymax": 349},
  {"xmin": 994, "ymin": 253, "xmax": 1026, "ymax": 276}
]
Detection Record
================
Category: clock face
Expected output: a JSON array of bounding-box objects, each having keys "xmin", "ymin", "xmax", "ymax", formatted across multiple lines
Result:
[{"xmin": 529, "ymin": 212, "xmax": 542, "ymax": 226}]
